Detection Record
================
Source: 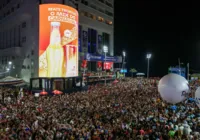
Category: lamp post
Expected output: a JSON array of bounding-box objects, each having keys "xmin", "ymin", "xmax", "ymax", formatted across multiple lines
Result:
[
  {"xmin": 122, "ymin": 51, "xmax": 126, "ymax": 78},
  {"xmin": 103, "ymin": 46, "xmax": 108, "ymax": 85},
  {"xmin": 8, "ymin": 61, "xmax": 12, "ymax": 76},
  {"xmin": 146, "ymin": 54, "xmax": 151, "ymax": 78},
  {"xmin": 7, "ymin": 68, "xmax": 10, "ymax": 76},
  {"xmin": 187, "ymin": 63, "xmax": 189, "ymax": 81}
]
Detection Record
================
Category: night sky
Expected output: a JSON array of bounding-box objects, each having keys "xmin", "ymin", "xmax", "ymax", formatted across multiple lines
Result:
[{"xmin": 114, "ymin": 0, "xmax": 200, "ymax": 77}]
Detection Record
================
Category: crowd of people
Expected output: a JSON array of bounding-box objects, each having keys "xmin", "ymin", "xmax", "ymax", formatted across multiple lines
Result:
[{"xmin": 0, "ymin": 78, "xmax": 200, "ymax": 140}]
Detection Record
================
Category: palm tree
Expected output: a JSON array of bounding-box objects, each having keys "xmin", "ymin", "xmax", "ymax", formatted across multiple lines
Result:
[{"xmin": 130, "ymin": 68, "xmax": 137, "ymax": 77}]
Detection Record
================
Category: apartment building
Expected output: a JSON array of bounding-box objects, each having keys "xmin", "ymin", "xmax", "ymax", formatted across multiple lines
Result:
[{"xmin": 0, "ymin": 0, "xmax": 120, "ymax": 81}]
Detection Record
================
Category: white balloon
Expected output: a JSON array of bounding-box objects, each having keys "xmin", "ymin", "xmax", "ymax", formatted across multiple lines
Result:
[
  {"xmin": 158, "ymin": 73, "xmax": 189, "ymax": 104},
  {"xmin": 195, "ymin": 87, "xmax": 200, "ymax": 108}
]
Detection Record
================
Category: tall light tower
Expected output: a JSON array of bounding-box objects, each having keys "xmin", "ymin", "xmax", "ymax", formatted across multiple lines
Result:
[
  {"xmin": 103, "ymin": 46, "xmax": 108, "ymax": 85},
  {"xmin": 146, "ymin": 53, "xmax": 151, "ymax": 78},
  {"xmin": 122, "ymin": 51, "xmax": 126, "ymax": 77},
  {"xmin": 8, "ymin": 61, "xmax": 12, "ymax": 76}
]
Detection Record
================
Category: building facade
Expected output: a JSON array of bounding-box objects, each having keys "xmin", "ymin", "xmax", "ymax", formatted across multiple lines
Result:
[{"xmin": 0, "ymin": 0, "xmax": 119, "ymax": 81}]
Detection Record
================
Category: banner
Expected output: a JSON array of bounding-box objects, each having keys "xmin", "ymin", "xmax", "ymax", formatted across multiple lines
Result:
[
  {"xmin": 85, "ymin": 53, "xmax": 122, "ymax": 63},
  {"xmin": 82, "ymin": 31, "xmax": 88, "ymax": 53},
  {"xmin": 104, "ymin": 62, "xmax": 113, "ymax": 70},
  {"xmin": 81, "ymin": 60, "xmax": 87, "ymax": 68},
  {"xmin": 97, "ymin": 61, "xmax": 102, "ymax": 68},
  {"xmin": 39, "ymin": 4, "xmax": 79, "ymax": 77}
]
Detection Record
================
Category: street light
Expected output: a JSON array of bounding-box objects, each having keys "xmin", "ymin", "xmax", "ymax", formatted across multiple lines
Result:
[
  {"xmin": 103, "ymin": 46, "xmax": 108, "ymax": 85},
  {"xmin": 123, "ymin": 51, "xmax": 126, "ymax": 57},
  {"xmin": 7, "ymin": 61, "xmax": 13, "ymax": 76},
  {"xmin": 146, "ymin": 53, "xmax": 152, "ymax": 78},
  {"xmin": 122, "ymin": 51, "xmax": 126, "ymax": 78}
]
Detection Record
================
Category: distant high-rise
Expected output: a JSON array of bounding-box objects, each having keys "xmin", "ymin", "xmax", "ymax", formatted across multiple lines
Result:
[{"xmin": 0, "ymin": 0, "xmax": 119, "ymax": 81}]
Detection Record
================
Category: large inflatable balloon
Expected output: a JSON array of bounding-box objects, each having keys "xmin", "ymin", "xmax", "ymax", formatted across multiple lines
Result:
[
  {"xmin": 158, "ymin": 73, "xmax": 189, "ymax": 104},
  {"xmin": 195, "ymin": 87, "xmax": 200, "ymax": 108}
]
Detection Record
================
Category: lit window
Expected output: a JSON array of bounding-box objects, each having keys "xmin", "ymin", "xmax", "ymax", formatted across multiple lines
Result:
[
  {"xmin": 80, "ymin": 11, "xmax": 85, "ymax": 16},
  {"xmin": 98, "ymin": 17, "xmax": 104, "ymax": 22},
  {"xmin": 85, "ymin": 12, "xmax": 89, "ymax": 17},
  {"xmin": 105, "ymin": 20, "xmax": 112, "ymax": 25},
  {"xmin": 92, "ymin": 15, "xmax": 96, "ymax": 20}
]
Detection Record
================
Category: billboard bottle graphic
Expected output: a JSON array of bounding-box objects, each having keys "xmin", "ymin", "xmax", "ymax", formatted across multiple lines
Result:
[{"xmin": 46, "ymin": 22, "xmax": 64, "ymax": 77}]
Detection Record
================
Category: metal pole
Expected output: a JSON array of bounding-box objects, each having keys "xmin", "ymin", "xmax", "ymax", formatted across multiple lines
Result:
[
  {"xmin": 178, "ymin": 58, "xmax": 181, "ymax": 75},
  {"xmin": 83, "ymin": 69, "xmax": 85, "ymax": 82},
  {"xmin": 147, "ymin": 58, "xmax": 149, "ymax": 78},
  {"xmin": 124, "ymin": 56, "xmax": 125, "ymax": 78},
  {"xmin": 105, "ymin": 52, "xmax": 106, "ymax": 85},
  {"xmin": 121, "ymin": 56, "xmax": 123, "ymax": 71},
  {"xmin": 187, "ymin": 63, "xmax": 189, "ymax": 81}
]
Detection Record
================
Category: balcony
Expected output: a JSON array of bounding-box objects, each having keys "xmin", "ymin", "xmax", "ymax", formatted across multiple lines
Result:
[
  {"xmin": 79, "ymin": 14, "xmax": 113, "ymax": 33},
  {"xmin": 0, "ymin": 46, "xmax": 23, "ymax": 56},
  {"xmin": 79, "ymin": 2, "xmax": 113, "ymax": 20},
  {"xmin": 96, "ymin": 0, "xmax": 113, "ymax": 8},
  {"xmin": 79, "ymin": 0, "xmax": 113, "ymax": 16}
]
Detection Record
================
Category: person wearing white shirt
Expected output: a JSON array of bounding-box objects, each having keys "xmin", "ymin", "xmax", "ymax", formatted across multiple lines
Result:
[
  {"xmin": 183, "ymin": 126, "xmax": 192, "ymax": 136},
  {"xmin": 178, "ymin": 125, "xmax": 184, "ymax": 137}
]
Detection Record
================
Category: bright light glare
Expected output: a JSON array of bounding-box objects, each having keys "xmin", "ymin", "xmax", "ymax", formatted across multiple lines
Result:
[
  {"xmin": 8, "ymin": 61, "xmax": 12, "ymax": 65},
  {"xmin": 103, "ymin": 46, "xmax": 108, "ymax": 53},
  {"xmin": 146, "ymin": 54, "xmax": 152, "ymax": 59},
  {"xmin": 123, "ymin": 51, "xmax": 126, "ymax": 57}
]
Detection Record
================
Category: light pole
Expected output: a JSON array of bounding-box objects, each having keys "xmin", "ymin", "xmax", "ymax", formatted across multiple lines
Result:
[
  {"xmin": 146, "ymin": 54, "xmax": 151, "ymax": 78},
  {"xmin": 122, "ymin": 51, "xmax": 126, "ymax": 78},
  {"xmin": 8, "ymin": 61, "xmax": 12, "ymax": 76},
  {"xmin": 103, "ymin": 46, "xmax": 108, "ymax": 85},
  {"xmin": 187, "ymin": 63, "xmax": 189, "ymax": 80},
  {"xmin": 7, "ymin": 68, "xmax": 10, "ymax": 76}
]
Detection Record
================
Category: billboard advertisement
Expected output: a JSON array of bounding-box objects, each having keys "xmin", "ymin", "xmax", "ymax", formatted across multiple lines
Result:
[
  {"xmin": 39, "ymin": 4, "xmax": 79, "ymax": 77},
  {"xmin": 85, "ymin": 53, "xmax": 122, "ymax": 63},
  {"xmin": 168, "ymin": 67, "xmax": 186, "ymax": 78}
]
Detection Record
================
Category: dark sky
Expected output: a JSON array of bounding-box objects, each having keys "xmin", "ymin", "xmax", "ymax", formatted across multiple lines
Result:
[{"xmin": 114, "ymin": 0, "xmax": 200, "ymax": 77}]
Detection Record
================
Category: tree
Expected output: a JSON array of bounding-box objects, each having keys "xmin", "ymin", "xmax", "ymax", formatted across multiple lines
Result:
[{"xmin": 130, "ymin": 68, "xmax": 137, "ymax": 77}]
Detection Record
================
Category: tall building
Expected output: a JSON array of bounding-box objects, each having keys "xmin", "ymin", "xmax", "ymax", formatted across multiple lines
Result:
[{"xmin": 0, "ymin": 0, "xmax": 121, "ymax": 81}]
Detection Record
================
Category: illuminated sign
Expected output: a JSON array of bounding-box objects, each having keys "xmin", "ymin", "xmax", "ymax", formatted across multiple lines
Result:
[
  {"xmin": 39, "ymin": 4, "xmax": 79, "ymax": 77},
  {"xmin": 84, "ymin": 53, "xmax": 122, "ymax": 63},
  {"xmin": 168, "ymin": 67, "xmax": 186, "ymax": 78},
  {"xmin": 104, "ymin": 62, "xmax": 113, "ymax": 70},
  {"xmin": 120, "ymin": 69, "xmax": 127, "ymax": 73}
]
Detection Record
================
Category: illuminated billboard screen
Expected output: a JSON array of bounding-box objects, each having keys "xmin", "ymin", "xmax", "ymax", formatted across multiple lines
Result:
[
  {"xmin": 104, "ymin": 62, "xmax": 113, "ymax": 70},
  {"xmin": 39, "ymin": 4, "xmax": 79, "ymax": 77}
]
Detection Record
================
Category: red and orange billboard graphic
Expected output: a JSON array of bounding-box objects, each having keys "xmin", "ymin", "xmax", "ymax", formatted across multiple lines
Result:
[{"xmin": 39, "ymin": 4, "xmax": 79, "ymax": 77}]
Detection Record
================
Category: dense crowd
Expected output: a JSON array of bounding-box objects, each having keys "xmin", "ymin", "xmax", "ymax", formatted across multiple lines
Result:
[{"xmin": 0, "ymin": 78, "xmax": 200, "ymax": 140}]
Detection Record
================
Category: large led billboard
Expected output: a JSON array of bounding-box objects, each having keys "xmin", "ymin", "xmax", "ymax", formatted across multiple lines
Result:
[{"xmin": 39, "ymin": 4, "xmax": 79, "ymax": 77}]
